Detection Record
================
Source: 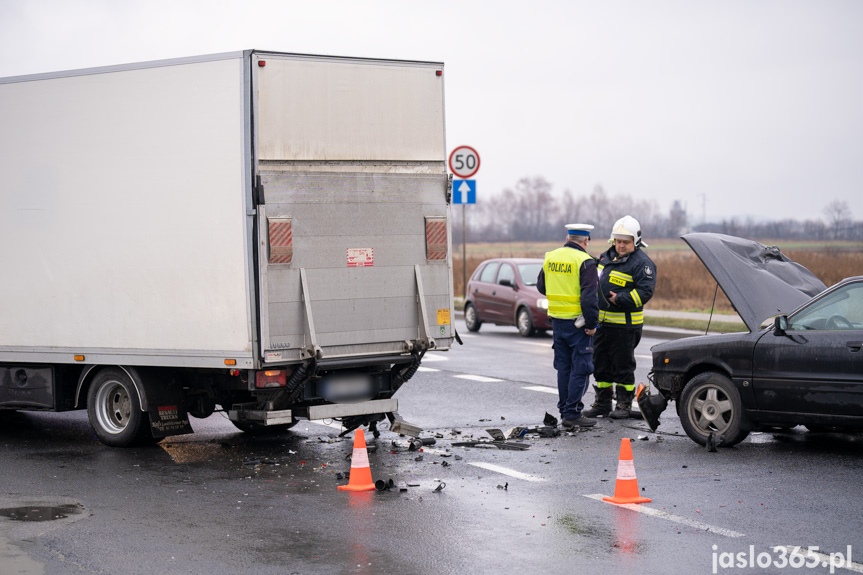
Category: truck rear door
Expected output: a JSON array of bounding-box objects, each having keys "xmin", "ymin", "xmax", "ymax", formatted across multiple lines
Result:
[{"xmin": 251, "ymin": 52, "xmax": 453, "ymax": 365}]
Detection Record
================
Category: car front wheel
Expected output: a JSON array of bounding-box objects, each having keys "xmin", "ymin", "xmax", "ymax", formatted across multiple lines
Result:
[
  {"xmin": 679, "ymin": 372, "xmax": 749, "ymax": 447},
  {"xmin": 516, "ymin": 307, "xmax": 535, "ymax": 337},
  {"xmin": 464, "ymin": 303, "xmax": 482, "ymax": 332}
]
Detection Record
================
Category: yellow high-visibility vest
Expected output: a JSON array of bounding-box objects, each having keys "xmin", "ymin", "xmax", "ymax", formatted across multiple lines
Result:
[{"xmin": 543, "ymin": 247, "xmax": 592, "ymax": 319}]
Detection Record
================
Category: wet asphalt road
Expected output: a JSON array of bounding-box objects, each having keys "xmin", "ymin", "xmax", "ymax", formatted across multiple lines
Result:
[{"xmin": 1, "ymin": 323, "xmax": 862, "ymax": 575}]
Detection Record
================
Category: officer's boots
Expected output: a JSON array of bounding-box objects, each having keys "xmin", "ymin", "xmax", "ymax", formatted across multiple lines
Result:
[
  {"xmin": 582, "ymin": 386, "xmax": 613, "ymax": 418},
  {"xmin": 609, "ymin": 387, "xmax": 635, "ymax": 419}
]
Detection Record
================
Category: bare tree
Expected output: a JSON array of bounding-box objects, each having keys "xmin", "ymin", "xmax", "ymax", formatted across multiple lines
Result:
[
  {"xmin": 823, "ymin": 200, "xmax": 852, "ymax": 240},
  {"xmin": 463, "ymin": 178, "xmax": 861, "ymax": 243},
  {"xmin": 550, "ymin": 189, "xmax": 585, "ymax": 233},
  {"xmin": 511, "ymin": 177, "xmax": 556, "ymax": 241},
  {"xmin": 668, "ymin": 200, "xmax": 687, "ymax": 237}
]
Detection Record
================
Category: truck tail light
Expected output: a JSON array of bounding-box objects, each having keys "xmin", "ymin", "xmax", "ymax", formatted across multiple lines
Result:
[
  {"xmin": 425, "ymin": 217, "xmax": 447, "ymax": 261},
  {"xmin": 268, "ymin": 217, "xmax": 293, "ymax": 264},
  {"xmin": 256, "ymin": 370, "xmax": 287, "ymax": 388}
]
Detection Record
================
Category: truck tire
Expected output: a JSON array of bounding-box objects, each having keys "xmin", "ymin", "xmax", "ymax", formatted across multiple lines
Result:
[
  {"xmin": 678, "ymin": 372, "xmax": 749, "ymax": 447},
  {"xmin": 231, "ymin": 420, "xmax": 298, "ymax": 435},
  {"xmin": 87, "ymin": 368, "xmax": 154, "ymax": 447},
  {"xmin": 464, "ymin": 303, "xmax": 482, "ymax": 332}
]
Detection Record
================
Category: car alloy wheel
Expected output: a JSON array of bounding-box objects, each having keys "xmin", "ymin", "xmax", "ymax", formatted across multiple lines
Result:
[
  {"xmin": 517, "ymin": 307, "xmax": 535, "ymax": 337},
  {"xmin": 679, "ymin": 372, "xmax": 749, "ymax": 447},
  {"xmin": 464, "ymin": 303, "xmax": 482, "ymax": 332}
]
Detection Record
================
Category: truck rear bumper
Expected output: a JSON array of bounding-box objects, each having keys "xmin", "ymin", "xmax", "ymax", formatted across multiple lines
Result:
[
  {"xmin": 229, "ymin": 398, "xmax": 398, "ymax": 426},
  {"xmin": 307, "ymin": 398, "xmax": 397, "ymax": 420}
]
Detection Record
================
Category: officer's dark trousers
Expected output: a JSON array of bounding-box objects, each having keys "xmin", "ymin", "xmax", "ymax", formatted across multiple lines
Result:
[
  {"xmin": 551, "ymin": 317, "xmax": 595, "ymax": 420},
  {"xmin": 593, "ymin": 325, "xmax": 642, "ymax": 387}
]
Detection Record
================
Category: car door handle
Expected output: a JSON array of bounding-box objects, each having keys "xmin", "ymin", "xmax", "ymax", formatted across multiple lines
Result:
[{"xmin": 847, "ymin": 341, "xmax": 862, "ymax": 352}]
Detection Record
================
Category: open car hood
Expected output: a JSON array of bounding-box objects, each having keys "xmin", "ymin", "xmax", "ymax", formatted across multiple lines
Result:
[{"xmin": 681, "ymin": 233, "xmax": 827, "ymax": 331}]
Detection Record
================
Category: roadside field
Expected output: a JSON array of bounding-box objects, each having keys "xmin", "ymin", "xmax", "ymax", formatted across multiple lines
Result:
[{"xmin": 453, "ymin": 240, "xmax": 863, "ymax": 312}]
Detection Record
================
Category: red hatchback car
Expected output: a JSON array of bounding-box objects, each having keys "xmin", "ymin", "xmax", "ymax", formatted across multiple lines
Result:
[{"xmin": 464, "ymin": 258, "xmax": 550, "ymax": 337}]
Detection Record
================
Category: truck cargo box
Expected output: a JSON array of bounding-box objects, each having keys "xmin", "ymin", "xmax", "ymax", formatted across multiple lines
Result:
[{"xmin": 0, "ymin": 50, "xmax": 453, "ymax": 445}]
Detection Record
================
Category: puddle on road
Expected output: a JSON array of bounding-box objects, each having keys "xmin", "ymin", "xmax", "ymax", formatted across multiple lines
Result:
[{"xmin": 0, "ymin": 504, "xmax": 83, "ymax": 522}]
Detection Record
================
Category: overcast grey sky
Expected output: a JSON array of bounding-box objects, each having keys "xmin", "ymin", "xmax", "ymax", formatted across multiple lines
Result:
[{"xmin": 2, "ymin": 0, "xmax": 861, "ymax": 223}]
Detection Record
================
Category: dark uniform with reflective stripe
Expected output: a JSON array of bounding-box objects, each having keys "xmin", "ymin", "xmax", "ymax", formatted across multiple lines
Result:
[{"xmin": 592, "ymin": 245, "xmax": 656, "ymax": 415}]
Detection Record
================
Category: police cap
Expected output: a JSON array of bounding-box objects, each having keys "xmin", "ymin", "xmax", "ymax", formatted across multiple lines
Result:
[{"xmin": 565, "ymin": 223, "xmax": 594, "ymax": 237}]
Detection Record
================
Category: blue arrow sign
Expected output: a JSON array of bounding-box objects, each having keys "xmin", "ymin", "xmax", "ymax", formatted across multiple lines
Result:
[{"xmin": 453, "ymin": 179, "xmax": 476, "ymax": 204}]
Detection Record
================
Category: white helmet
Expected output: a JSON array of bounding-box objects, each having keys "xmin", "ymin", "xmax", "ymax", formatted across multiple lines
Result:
[{"xmin": 609, "ymin": 215, "xmax": 647, "ymax": 248}]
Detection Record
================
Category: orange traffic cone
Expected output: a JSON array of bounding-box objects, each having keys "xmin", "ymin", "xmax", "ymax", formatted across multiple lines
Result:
[
  {"xmin": 603, "ymin": 438, "xmax": 652, "ymax": 504},
  {"xmin": 338, "ymin": 430, "xmax": 376, "ymax": 492}
]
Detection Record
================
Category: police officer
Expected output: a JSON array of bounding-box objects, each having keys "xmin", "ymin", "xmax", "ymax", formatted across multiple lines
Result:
[
  {"xmin": 584, "ymin": 215, "xmax": 656, "ymax": 419},
  {"xmin": 537, "ymin": 224, "xmax": 600, "ymax": 428}
]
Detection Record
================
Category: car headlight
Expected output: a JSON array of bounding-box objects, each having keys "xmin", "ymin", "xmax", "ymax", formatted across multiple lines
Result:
[{"xmin": 537, "ymin": 298, "xmax": 548, "ymax": 310}]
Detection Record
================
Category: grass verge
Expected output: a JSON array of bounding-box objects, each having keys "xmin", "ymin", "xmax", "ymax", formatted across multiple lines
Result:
[
  {"xmin": 453, "ymin": 297, "xmax": 748, "ymax": 333},
  {"xmin": 644, "ymin": 317, "xmax": 748, "ymax": 333}
]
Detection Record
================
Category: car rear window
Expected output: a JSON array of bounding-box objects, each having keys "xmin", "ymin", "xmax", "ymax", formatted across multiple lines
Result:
[
  {"xmin": 479, "ymin": 262, "xmax": 500, "ymax": 283},
  {"xmin": 518, "ymin": 263, "xmax": 543, "ymax": 286}
]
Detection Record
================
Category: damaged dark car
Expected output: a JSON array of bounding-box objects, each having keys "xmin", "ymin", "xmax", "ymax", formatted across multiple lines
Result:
[{"xmin": 638, "ymin": 233, "xmax": 863, "ymax": 447}]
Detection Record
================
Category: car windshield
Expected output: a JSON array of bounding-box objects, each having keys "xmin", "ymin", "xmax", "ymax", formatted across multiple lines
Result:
[
  {"xmin": 789, "ymin": 281, "xmax": 863, "ymax": 331},
  {"xmin": 518, "ymin": 263, "xmax": 543, "ymax": 286}
]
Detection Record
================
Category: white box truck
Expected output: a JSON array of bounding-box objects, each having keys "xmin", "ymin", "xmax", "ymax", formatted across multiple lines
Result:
[{"xmin": 0, "ymin": 50, "xmax": 455, "ymax": 446}]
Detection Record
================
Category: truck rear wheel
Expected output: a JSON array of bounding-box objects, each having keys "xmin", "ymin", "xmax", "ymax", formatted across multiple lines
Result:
[{"xmin": 87, "ymin": 368, "xmax": 154, "ymax": 447}]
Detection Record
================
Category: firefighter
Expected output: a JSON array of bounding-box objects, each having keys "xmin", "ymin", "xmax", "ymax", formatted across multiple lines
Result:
[
  {"xmin": 537, "ymin": 223, "xmax": 600, "ymax": 428},
  {"xmin": 584, "ymin": 215, "xmax": 656, "ymax": 419}
]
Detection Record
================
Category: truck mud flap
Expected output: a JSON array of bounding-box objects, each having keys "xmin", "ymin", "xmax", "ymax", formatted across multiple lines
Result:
[{"xmin": 146, "ymin": 385, "xmax": 193, "ymax": 439}]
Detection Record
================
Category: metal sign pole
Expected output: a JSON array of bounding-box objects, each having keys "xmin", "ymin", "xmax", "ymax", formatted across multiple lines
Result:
[
  {"xmin": 462, "ymin": 204, "xmax": 467, "ymax": 299},
  {"xmin": 448, "ymin": 146, "xmax": 480, "ymax": 303}
]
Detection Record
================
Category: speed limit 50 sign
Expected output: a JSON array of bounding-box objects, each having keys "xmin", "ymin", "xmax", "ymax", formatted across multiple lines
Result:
[{"xmin": 448, "ymin": 146, "xmax": 480, "ymax": 179}]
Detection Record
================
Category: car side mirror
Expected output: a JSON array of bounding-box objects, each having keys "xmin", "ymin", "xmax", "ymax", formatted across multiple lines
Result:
[
  {"xmin": 773, "ymin": 315, "xmax": 787, "ymax": 336},
  {"xmin": 499, "ymin": 278, "xmax": 514, "ymax": 288}
]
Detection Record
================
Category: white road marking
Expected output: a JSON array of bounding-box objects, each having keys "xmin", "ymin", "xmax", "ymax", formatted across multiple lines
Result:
[
  {"xmin": 521, "ymin": 341, "xmax": 553, "ymax": 348},
  {"xmin": 454, "ymin": 374, "xmax": 504, "ymax": 383},
  {"xmin": 417, "ymin": 366, "xmax": 440, "ymax": 372},
  {"xmin": 421, "ymin": 354, "xmax": 449, "ymax": 362},
  {"xmin": 635, "ymin": 354, "xmax": 651, "ymax": 360},
  {"xmin": 583, "ymin": 494, "xmax": 745, "ymax": 538},
  {"xmin": 469, "ymin": 462, "xmax": 546, "ymax": 482},
  {"xmin": 773, "ymin": 546, "xmax": 863, "ymax": 573},
  {"xmin": 522, "ymin": 385, "xmax": 558, "ymax": 395},
  {"xmin": 456, "ymin": 333, "xmax": 477, "ymax": 338}
]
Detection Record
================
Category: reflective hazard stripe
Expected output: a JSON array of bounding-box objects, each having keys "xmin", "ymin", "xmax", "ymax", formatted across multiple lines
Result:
[
  {"xmin": 547, "ymin": 290, "xmax": 582, "ymax": 317},
  {"xmin": 268, "ymin": 218, "xmax": 293, "ymax": 264},
  {"xmin": 350, "ymin": 448, "xmax": 370, "ymax": 469},
  {"xmin": 425, "ymin": 217, "xmax": 447, "ymax": 261},
  {"xmin": 596, "ymin": 381, "xmax": 614, "ymax": 389},
  {"xmin": 549, "ymin": 301, "xmax": 581, "ymax": 315},
  {"xmin": 608, "ymin": 271, "xmax": 633, "ymax": 287},
  {"xmin": 599, "ymin": 310, "xmax": 644, "ymax": 325},
  {"xmin": 599, "ymin": 311, "xmax": 627, "ymax": 324},
  {"xmin": 630, "ymin": 289, "xmax": 642, "ymax": 307},
  {"xmin": 617, "ymin": 459, "xmax": 637, "ymax": 481},
  {"xmin": 609, "ymin": 271, "xmax": 633, "ymax": 282}
]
